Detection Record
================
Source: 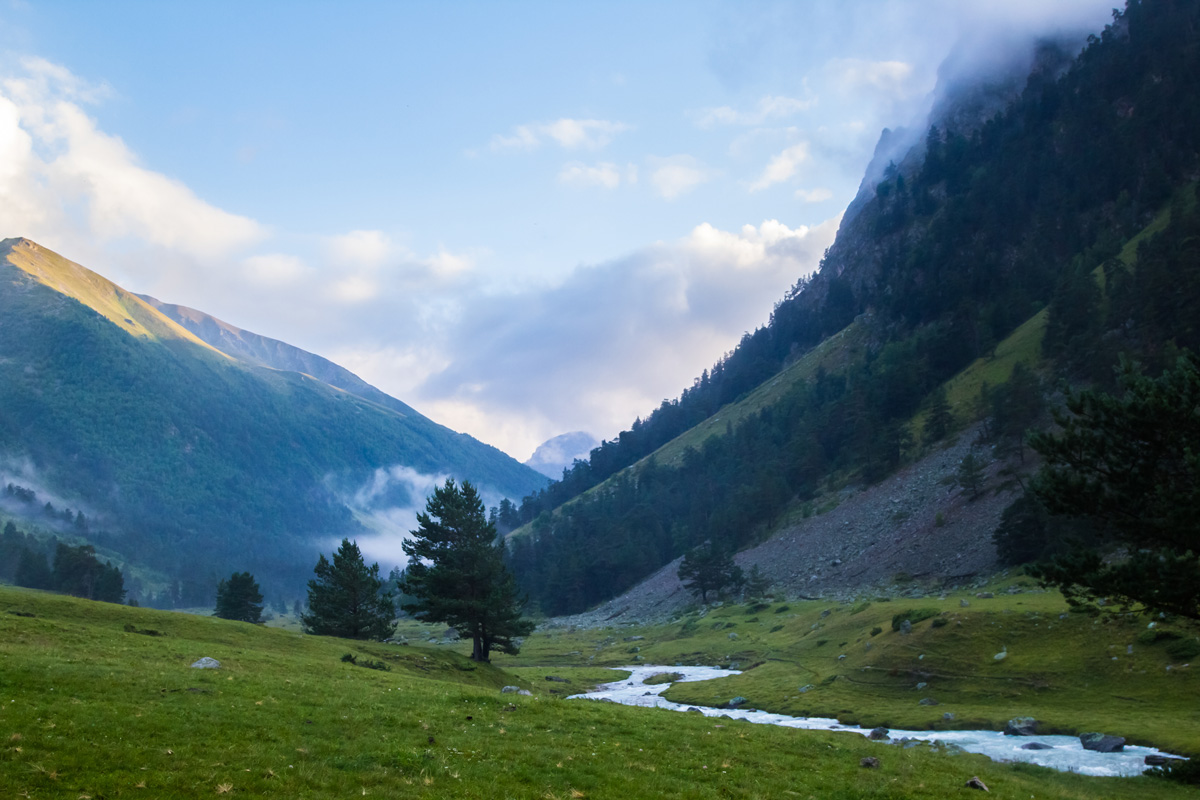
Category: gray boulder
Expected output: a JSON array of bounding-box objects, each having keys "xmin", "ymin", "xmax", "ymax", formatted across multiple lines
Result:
[
  {"xmin": 918, "ymin": 697, "xmax": 939, "ymax": 706},
  {"xmin": 868, "ymin": 727, "xmax": 890, "ymax": 740},
  {"xmin": 899, "ymin": 619, "xmax": 913, "ymax": 635},
  {"xmin": 965, "ymin": 776, "xmax": 989, "ymax": 791},
  {"xmin": 517, "ymin": 689, "xmax": 532, "ymax": 696},
  {"xmin": 1020, "ymin": 742, "xmax": 1054, "ymax": 750},
  {"xmin": 189, "ymin": 657, "xmax": 220, "ymax": 669},
  {"xmin": 1145, "ymin": 754, "xmax": 1171, "ymax": 766},
  {"xmin": 797, "ymin": 684, "xmax": 815, "ymax": 693},
  {"xmin": 1004, "ymin": 716, "xmax": 1038, "ymax": 736},
  {"xmin": 1080, "ymin": 732, "xmax": 1126, "ymax": 752},
  {"xmin": 860, "ymin": 757, "xmax": 880, "ymax": 769},
  {"xmin": 725, "ymin": 696, "xmax": 748, "ymax": 709},
  {"xmin": 501, "ymin": 685, "xmax": 521, "ymax": 693}
]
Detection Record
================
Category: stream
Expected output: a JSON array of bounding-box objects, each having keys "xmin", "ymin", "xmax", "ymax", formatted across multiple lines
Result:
[{"xmin": 568, "ymin": 665, "xmax": 1184, "ymax": 777}]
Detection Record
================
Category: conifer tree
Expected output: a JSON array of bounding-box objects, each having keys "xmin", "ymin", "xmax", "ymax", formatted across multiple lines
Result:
[
  {"xmin": 214, "ymin": 571, "xmax": 264, "ymax": 623},
  {"xmin": 1030, "ymin": 354, "xmax": 1200, "ymax": 619},
  {"xmin": 678, "ymin": 542, "xmax": 744, "ymax": 603},
  {"xmin": 302, "ymin": 540, "xmax": 396, "ymax": 640},
  {"xmin": 400, "ymin": 479, "xmax": 532, "ymax": 661}
]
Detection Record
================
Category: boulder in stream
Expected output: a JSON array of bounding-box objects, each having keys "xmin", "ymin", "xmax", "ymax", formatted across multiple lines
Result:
[
  {"xmin": 1004, "ymin": 716, "xmax": 1038, "ymax": 736},
  {"xmin": 1080, "ymin": 732, "xmax": 1126, "ymax": 752}
]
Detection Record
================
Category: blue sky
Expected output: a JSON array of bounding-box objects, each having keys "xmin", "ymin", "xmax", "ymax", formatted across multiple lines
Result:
[{"xmin": 0, "ymin": 0, "xmax": 1114, "ymax": 460}]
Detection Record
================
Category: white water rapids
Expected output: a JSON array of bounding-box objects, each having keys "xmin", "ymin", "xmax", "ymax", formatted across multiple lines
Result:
[{"xmin": 569, "ymin": 665, "xmax": 1184, "ymax": 777}]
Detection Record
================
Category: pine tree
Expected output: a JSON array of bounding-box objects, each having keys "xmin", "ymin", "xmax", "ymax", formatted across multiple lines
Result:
[
  {"xmin": 1030, "ymin": 354, "xmax": 1200, "ymax": 619},
  {"xmin": 214, "ymin": 571, "xmax": 265, "ymax": 623},
  {"xmin": 678, "ymin": 542, "xmax": 744, "ymax": 603},
  {"xmin": 923, "ymin": 386, "xmax": 954, "ymax": 445},
  {"xmin": 400, "ymin": 479, "xmax": 533, "ymax": 661},
  {"xmin": 302, "ymin": 540, "xmax": 396, "ymax": 640}
]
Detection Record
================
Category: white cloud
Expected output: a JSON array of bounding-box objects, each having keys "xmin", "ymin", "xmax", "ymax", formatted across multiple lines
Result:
[
  {"xmin": 558, "ymin": 161, "xmax": 622, "ymax": 189},
  {"xmin": 331, "ymin": 275, "xmax": 379, "ymax": 304},
  {"xmin": 829, "ymin": 58, "xmax": 916, "ymax": 95},
  {"xmin": 696, "ymin": 93, "xmax": 815, "ymax": 127},
  {"xmin": 748, "ymin": 143, "xmax": 810, "ymax": 192},
  {"xmin": 0, "ymin": 59, "xmax": 263, "ymax": 262},
  {"xmin": 795, "ymin": 187, "xmax": 833, "ymax": 203},
  {"xmin": 410, "ymin": 214, "xmax": 841, "ymax": 458},
  {"xmin": 326, "ymin": 229, "xmax": 394, "ymax": 268},
  {"xmin": 488, "ymin": 118, "xmax": 629, "ymax": 152},
  {"xmin": 648, "ymin": 155, "xmax": 711, "ymax": 200},
  {"xmin": 243, "ymin": 253, "xmax": 309, "ymax": 286}
]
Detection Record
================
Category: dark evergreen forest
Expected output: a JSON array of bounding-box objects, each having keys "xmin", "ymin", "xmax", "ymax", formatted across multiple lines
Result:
[{"xmin": 506, "ymin": 0, "xmax": 1200, "ymax": 616}]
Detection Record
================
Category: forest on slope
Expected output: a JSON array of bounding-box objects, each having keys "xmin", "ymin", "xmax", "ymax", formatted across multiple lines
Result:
[{"xmin": 505, "ymin": 0, "xmax": 1200, "ymax": 616}]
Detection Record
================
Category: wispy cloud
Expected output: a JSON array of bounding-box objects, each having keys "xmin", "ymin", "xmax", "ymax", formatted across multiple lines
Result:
[
  {"xmin": 829, "ymin": 58, "xmax": 916, "ymax": 95},
  {"xmin": 489, "ymin": 118, "xmax": 630, "ymax": 152},
  {"xmin": 795, "ymin": 187, "xmax": 833, "ymax": 203},
  {"xmin": 558, "ymin": 161, "xmax": 624, "ymax": 189},
  {"xmin": 648, "ymin": 155, "xmax": 711, "ymax": 200},
  {"xmin": 696, "ymin": 93, "xmax": 814, "ymax": 127},
  {"xmin": 748, "ymin": 143, "xmax": 810, "ymax": 192}
]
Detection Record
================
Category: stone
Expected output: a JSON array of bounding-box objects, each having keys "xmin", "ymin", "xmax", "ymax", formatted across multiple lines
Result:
[
  {"xmin": 976, "ymin": 592, "xmax": 994, "ymax": 599},
  {"xmin": 960, "ymin": 599, "xmax": 970, "ymax": 608},
  {"xmin": 728, "ymin": 632, "xmax": 738, "ymax": 640},
  {"xmin": 1080, "ymin": 732, "xmax": 1126, "ymax": 752},
  {"xmin": 993, "ymin": 650, "xmax": 1007, "ymax": 661},
  {"xmin": 189, "ymin": 657, "xmax": 220, "ymax": 669},
  {"xmin": 915, "ymin": 682, "xmax": 927, "ymax": 690},
  {"xmin": 725, "ymin": 696, "xmax": 748, "ymax": 708},
  {"xmin": 623, "ymin": 635, "xmax": 644, "ymax": 641},
  {"xmin": 899, "ymin": 619, "xmax": 913, "ymax": 635},
  {"xmin": 1004, "ymin": 716, "xmax": 1038, "ymax": 736},
  {"xmin": 685, "ymin": 707, "xmax": 704, "ymax": 714},
  {"xmin": 918, "ymin": 697, "xmax": 939, "ymax": 706},
  {"xmin": 868, "ymin": 727, "xmax": 890, "ymax": 741},
  {"xmin": 1020, "ymin": 742, "xmax": 1054, "ymax": 750},
  {"xmin": 545, "ymin": 675, "xmax": 569, "ymax": 683},
  {"xmin": 1145, "ymin": 754, "xmax": 1171, "ymax": 766},
  {"xmin": 942, "ymin": 712, "xmax": 956, "ymax": 721},
  {"xmin": 501, "ymin": 685, "xmax": 521, "ymax": 693},
  {"xmin": 797, "ymin": 684, "xmax": 815, "ymax": 693},
  {"xmin": 965, "ymin": 776, "xmax": 989, "ymax": 791},
  {"xmin": 517, "ymin": 689, "xmax": 532, "ymax": 697},
  {"xmin": 860, "ymin": 757, "xmax": 880, "ymax": 769}
]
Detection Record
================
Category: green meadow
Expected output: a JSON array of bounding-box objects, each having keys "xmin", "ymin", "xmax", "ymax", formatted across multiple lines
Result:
[{"xmin": 3, "ymin": 582, "xmax": 1198, "ymax": 798}]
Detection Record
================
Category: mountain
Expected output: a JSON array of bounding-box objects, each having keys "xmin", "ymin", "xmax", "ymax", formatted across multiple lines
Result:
[
  {"xmin": 506, "ymin": 0, "xmax": 1200, "ymax": 615},
  {"xmin": 137, "ymin": 296, "xmax": 420, "ymax": 418},
  {"xmin": 524, "ymin": 431, "xmax": 599, "ymax": 480},
  {"xmin": 0, "ymin": 238, "xmax": 547, "ymax": 601}
]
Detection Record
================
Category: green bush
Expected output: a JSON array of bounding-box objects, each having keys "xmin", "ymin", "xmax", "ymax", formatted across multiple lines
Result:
[
  {"xmin": 1166, "ymin": 638, "xmax": 1200, "ymax": 661},
  {"xmin": 891, "ymin": 608, "xmax": 940, "ymax": 631},
  {"xmin": 769, "ymin": 624, "xmax": 784, "ymax": 633},
  {"xmin": 774, "ymin": 605, "xmax": 790, "ymax": 614},
  {"xmin": 931, "ymin": 617, "xmax": 949, "ymax": 628},
  {"xmin": 870, "ymin": 626, "xmax": 883, "ymax": 637}
]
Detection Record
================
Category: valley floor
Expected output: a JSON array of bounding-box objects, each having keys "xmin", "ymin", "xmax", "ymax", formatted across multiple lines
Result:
[{"xmin": 3, "ymin": 583, "xmax": 1198, "ymax": 799}]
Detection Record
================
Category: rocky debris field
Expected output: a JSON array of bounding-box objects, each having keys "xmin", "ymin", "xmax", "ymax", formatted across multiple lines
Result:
[{"xmin": 555, "ymin": 426, "xmax": 1021, "ymax": 628}]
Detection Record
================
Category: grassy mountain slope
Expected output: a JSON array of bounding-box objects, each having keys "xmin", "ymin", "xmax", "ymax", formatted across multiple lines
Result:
[
  {"xmin": 0, "ymin": 239, "xmax": 545, "ymax": 597},
  {"xmin": 139, "ymin": 294, "xmax": 422, "ymax": 418},
  {"xmin": 507, "ymin": 0, "xmax": 1200, "ymax": 616},
  {"xmin": 3, "ymin": 584, "xmax": 1195, "ymax": 799}
]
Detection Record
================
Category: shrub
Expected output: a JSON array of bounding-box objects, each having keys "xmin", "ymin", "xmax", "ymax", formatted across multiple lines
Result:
[
  {"xmin": 1166, "ymin": 638, "xmax": 1200, "ymax": 661},
  {"xmin": 769, "ymin": 624, "xmax": 784, "ymax": 633},
  {"xmin": 870, "ymin": 626, "xmax": 883, "ymax": 637},
  {"xmin": 774, "ymin": 605, "xmax": 790, "ymax": 614},
  {"xmin": 931, "ymin": 617, "xmax": 949, "ymax": 628},
  {"xmin": 891, "ymin": 608, "xmax": 940, "ymax": 631}
]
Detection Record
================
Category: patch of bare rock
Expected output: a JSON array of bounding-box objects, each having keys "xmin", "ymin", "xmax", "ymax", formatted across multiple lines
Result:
[{"xmin": 551, "ymin": 425, "xmax": 1021, "ymax": 628}]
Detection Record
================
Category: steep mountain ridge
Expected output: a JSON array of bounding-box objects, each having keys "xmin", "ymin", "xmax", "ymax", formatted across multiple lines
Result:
[
  {"xmin": 139, "ymin": 295, "xmax": 421, "ymax": 418},
  {"xmin": 508, "ymin": 0, "xmax": 1200, "ymax": 616},
  {"xmin": 0, "ymin": 240, "xmax": 546, "ymax": 600}
]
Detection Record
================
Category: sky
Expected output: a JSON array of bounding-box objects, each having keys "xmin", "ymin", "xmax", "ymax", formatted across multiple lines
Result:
[{"xmin": 0, "ymin": 0, "xmax": 1116, "ymax": 462}]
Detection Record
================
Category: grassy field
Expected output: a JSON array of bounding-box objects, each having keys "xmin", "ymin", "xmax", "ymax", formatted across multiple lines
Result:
[{"xmin": 4, "ymin": 583, "xmax": 1198, "ymax": 798}]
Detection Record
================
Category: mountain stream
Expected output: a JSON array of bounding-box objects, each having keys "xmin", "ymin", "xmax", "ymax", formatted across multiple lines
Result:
[{"xmin": 568, "ymin": 665, "xmax": 1183, "ymax": 777}]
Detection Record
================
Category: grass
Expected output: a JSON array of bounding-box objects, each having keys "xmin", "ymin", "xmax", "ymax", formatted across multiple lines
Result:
[{"xmin": 4, "ymin": 584, "xmax": 1199, "ymax": 798}]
